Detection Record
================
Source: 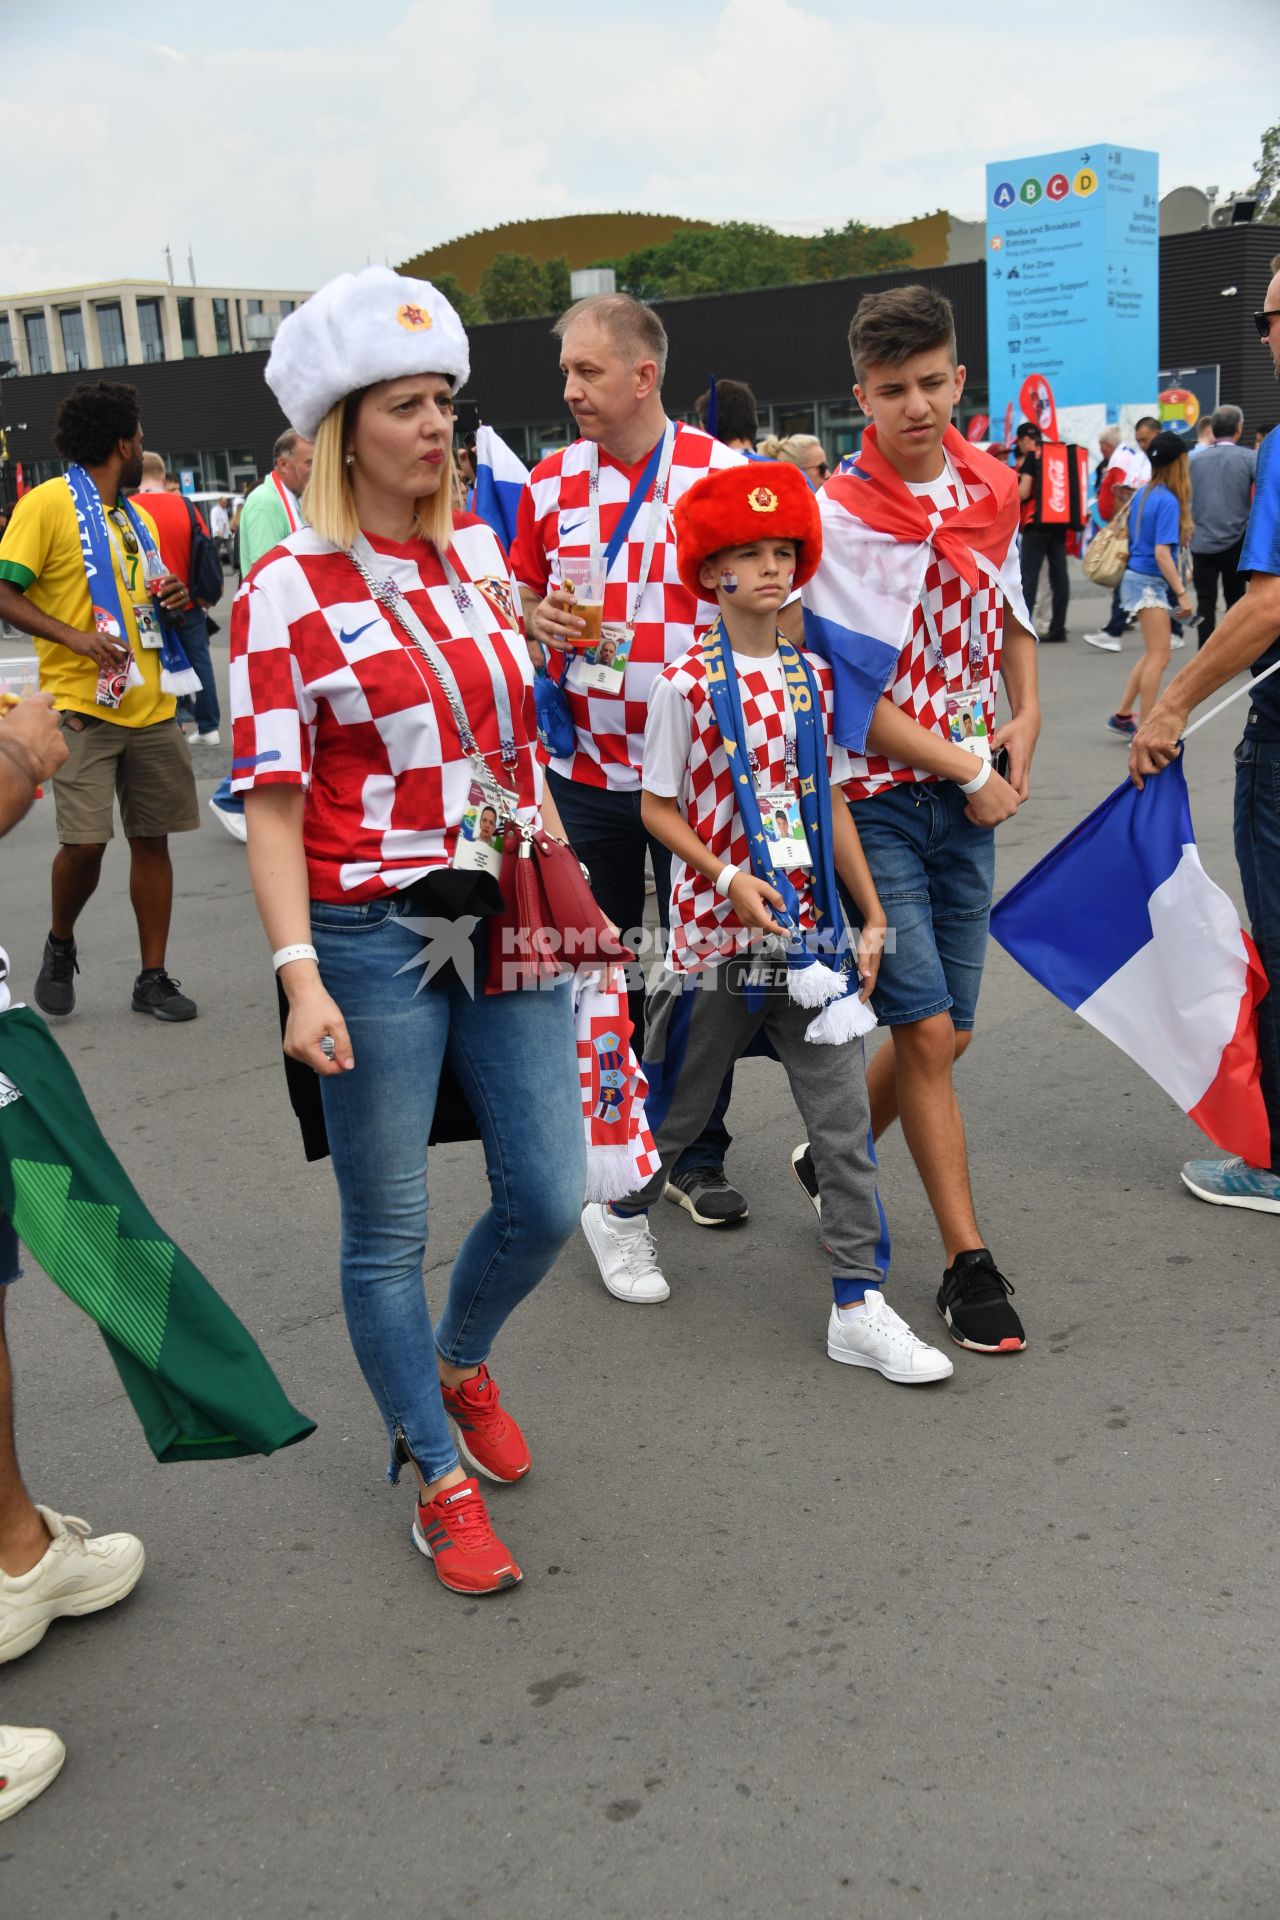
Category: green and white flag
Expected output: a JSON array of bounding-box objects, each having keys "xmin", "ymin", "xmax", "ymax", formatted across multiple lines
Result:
[{"xmin": 0, "ymin": 1005, "xmax": 315, "ymax": 1463}]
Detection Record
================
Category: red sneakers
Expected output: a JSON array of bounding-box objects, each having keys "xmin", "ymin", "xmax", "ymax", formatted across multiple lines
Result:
[
  {"xmin": 412, "ymin": 1479, "xmax": 521, "ymax": 1595},
  {"xmin": 439, "ymin": 1365, "xmax": 531, "ymax": 1484}
]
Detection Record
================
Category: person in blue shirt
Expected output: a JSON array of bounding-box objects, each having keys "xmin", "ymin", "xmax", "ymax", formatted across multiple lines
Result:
[
  {"xmin": 1106, "ymin": 431, "xmax": 1195, "ymax": 737},
  {"xmin": 1130, "ymin": 252, "xmax": 1280, "ymax": 1213}
]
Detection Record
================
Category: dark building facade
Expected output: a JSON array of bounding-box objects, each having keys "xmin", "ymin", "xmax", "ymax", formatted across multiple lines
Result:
[{"xmin": 2, "ymin": 225, "xmax": 1275, "ymax": 505}]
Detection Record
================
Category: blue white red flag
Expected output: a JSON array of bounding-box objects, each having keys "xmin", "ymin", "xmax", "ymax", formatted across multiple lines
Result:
[
  {"xmin": 802, "ymin": 425, "xmax": 1027, "ymax": 751},
  {"xmin": 991, "ymin": 760, "xmax": 1271, "ymax": 1166},
  {"xmin": 471, "ymin": 425, "xmax": 529, "ymax": 556}
]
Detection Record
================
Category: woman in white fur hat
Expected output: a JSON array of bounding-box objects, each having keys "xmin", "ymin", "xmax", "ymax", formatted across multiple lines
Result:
[{"xmin": 230, "ymin": 268, "xmax": 585, "ymax": 1598}]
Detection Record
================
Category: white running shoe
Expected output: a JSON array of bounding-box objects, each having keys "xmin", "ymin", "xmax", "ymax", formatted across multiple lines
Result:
[
  {"xmin": 0, "ymin": 1508, "xmax": 145, "ymax": 1664},
  {"xmin": 1083, "ymin": 631, "xmax": 1122, "ymax": 652},
  {"xmin": 826, "ymin": 1291, "xmax": 953, "ymax": 1384},
  {"xmin": 207, "ymin": 793, "xmax": 248, "ymax": 843},
  {"xmin": 580, "ymin": 1204, "xmax": 670, "ymax": 1303},
  {"xmin": 193, "ymin": 729, "xmax": 222, "ymax": 746},
  {"xmin": 0, "ymin": 1725, "xmax": 66, "ymax": 1822},
  {"xmin": 1171, "ymin": 634, "xmax": 1186, "ymax": 649}
]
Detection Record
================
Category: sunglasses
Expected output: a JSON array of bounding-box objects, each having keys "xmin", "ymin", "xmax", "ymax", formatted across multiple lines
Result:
[
  {"xmin": 107, "ymin": 508, "xmax": 139, "ymax": 556},
  {"xmin": 811, "ymin": 461, "xmax": 829, "ymax": 478},
  {"xmin": 1255, "ymin": 309, "xmax": 1280, "ymax": 340}
]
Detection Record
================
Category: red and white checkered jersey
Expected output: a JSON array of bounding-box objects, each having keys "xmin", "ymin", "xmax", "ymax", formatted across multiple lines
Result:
[
  {"xmin": 229, "ymin": 516, "xmax": 540, "ymax": 902},
  {"xmin": 644, "ymin": 644, "xmax": 852, "ymax": 974},
  {"xmin": 840, "ymin": 469, "xmax": 1015, "ymax": 803},
  {"xmin": 510, "ymin": 422, "xmax": 743, "ymax": 793}
]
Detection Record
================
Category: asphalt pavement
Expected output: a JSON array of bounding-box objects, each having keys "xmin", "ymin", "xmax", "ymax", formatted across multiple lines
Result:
[{"xmin": 1, "ymin": 569, "xmax": 1276, "ymax": 1920}]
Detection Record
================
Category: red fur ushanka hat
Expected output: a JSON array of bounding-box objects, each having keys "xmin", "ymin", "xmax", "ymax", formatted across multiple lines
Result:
[{"xmin": 673, "ymin": 460, "xmax": 823, "ymax": 600}]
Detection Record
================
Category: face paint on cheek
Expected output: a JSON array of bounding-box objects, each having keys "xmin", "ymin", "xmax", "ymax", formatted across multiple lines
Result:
[
  {"xmin": 785, "ymin": 570, "xmax": 795, "ymax": 592},
  {"xmin": 719, "ymin": 568, "xmax": 738, "ymax": 595}
]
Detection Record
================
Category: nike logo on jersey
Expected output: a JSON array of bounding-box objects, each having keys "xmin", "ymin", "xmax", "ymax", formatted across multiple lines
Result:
[
  {"xmin": 558, "ymin": 518, "xmax": 587, "ymax": 540},
  {"xmin": 338, "ymin": 618, "xmax": 380, "ymax": 646}
]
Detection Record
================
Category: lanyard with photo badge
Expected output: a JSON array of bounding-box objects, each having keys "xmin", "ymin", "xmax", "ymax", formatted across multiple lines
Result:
[
  {"xmin": 347, "ymin": 536, "xmax": 520, "ymax": 882},
  {"xmin": 745, "ymin": 660, "xmax": 810, "ymax": 873},
  {"xmin": 917, "ymin": 460, "xmax": 991, "ymax": 765},
  {"xmin": 581, "ymin": 421, "xmax": 678, "ymax": 688}
]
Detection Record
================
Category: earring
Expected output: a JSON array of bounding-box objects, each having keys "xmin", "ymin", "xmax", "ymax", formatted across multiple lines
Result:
[{"xmin": 344, "ymin": 452, "xmax": 354, "ymax": 466}]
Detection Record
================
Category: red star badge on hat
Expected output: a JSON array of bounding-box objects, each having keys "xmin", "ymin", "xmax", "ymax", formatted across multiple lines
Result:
[{"xmin": 396, "ymin": 303, "xmax": 433, "ymax": 332}]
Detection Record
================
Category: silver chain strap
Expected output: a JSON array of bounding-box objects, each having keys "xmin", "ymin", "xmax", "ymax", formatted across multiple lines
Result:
[{"xmin": 345, "ymin": 545, "xmax": 528, "ymax": 836}]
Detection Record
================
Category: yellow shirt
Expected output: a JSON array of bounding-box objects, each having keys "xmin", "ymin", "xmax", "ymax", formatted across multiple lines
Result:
[{"xmin": 0, "ymin": 477, "xmax": 175, "ymax": 727}]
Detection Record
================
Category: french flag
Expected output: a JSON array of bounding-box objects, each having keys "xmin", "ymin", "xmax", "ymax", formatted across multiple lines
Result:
[
  {"xmin": 991, "ymin": 760, "xmax": 1271, "ymax": 1166},
  {"xmin": 471, "ymin": 425, "xmax": 529, "ymax": 556}
]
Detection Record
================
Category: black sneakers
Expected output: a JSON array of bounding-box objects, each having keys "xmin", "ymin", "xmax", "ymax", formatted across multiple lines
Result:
[
  {"xmin": 937, "ymin": 1249, "xmax": 1025, "ymax": 1353},
  {"xmin": 34, "ymin": 935, "xmax": 78, "ymax": 1017},
  {"xmin": 790, "ymin": 1142, "xmax": 821, "ymax": 1220},
  {"xmin": 131, "ymin": 969, "xmax": 198, "ymax": 1022},
  {"xmin": 663, "ymin": 1166, "xmax": 748, "ymax": 1227}
]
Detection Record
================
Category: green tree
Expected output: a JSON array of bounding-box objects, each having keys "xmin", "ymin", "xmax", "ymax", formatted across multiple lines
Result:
[
  {"xmin": 594, "ymin": 218, "xmax": 910, "ymax": 302},
  {"xmin": 478, "ymin": 252, "xmax": 553, "ymax": 320},
  {"xmin": 1250, "ymin": 118, "xmax": 1280, "ymax": 222},
  {"xmin": 545, "ymin": 255, "xmax": 572, "ymax": 315},
  {"xmin": 804, "ymin": 220, "xmax": 912, "ymax": 280},
  {"xmin": 430, "ymin": 271, "xmax": 486, "ymax": 326}
]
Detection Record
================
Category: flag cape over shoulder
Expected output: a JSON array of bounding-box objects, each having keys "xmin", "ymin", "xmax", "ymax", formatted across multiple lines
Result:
[
  {"xmin": 990, "ymin": 759, "xmax": 1271, "ymax": 1166},
  {"xmin": 802, "ymin": 425, "xmax": 1028, "ymax": 752},
  {"xmin": 471, "ymin": 425, "xmax": 529, "ymax": 555},
  {"xmin": 0, "ymin": 1006, "xmax": 316, "ymax": 1463}
]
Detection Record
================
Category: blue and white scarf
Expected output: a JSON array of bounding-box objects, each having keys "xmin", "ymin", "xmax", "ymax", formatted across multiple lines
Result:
[
  {"xmin": 65, "ymin": 465, "xmax": 200, "ymax": 697},
  {"xmin": 699, "ymin": 618, "xmax": 875, "ymax": 1045}
]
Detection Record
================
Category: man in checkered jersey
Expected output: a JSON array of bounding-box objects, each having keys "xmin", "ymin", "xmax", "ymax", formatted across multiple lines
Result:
[
  {"xmin": 512, "ymin": 293, "xmax": 781, "ymax": 1231},
  {"xmin": 799, "ymin": 285, "xmax": 1042, "ymax": 1357}
]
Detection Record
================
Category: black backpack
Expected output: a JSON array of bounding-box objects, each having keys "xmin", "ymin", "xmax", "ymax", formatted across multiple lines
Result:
[{"xmin": 183, "ymin": 498, "xmax": 225, "ymax": 606}]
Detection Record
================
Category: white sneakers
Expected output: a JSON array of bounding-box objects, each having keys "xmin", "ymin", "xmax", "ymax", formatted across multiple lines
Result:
[
  {"xmin": 207, "ymin": 793, "xmax": 248, "ymax": 843},
  {"xmin": 580, "ymin": 1204, "xmax": 670, "ymax": 1303},
  {"xmin": 1083, "ymin": 631, "xmax": 1122, "ymax": 652},
  {"xmin": 0, "ymin": 1725, "xmax": 66, "ymax": 1822},
  {"xmin": 827, "ymin": 1291, "xmax": 953, "ymax": 1385},
  {"xmin": 0, "ymin": 1507, "xmax": 145, "ymax": 1665}
]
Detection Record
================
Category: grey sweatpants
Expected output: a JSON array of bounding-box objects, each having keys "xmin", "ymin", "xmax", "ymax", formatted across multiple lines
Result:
[{"xmin": 620, "ymin": 957, "xmax": 885, "ymax": 1284}]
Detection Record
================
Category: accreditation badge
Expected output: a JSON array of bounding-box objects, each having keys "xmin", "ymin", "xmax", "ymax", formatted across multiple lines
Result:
[
  {"xmin": 453, "ymin": 779, "xmax": 514, "ymax": 881},
  {"xmin": 756, "ymin": 784, "xmax": 811, "ymax": 870},
  {"xmin": 945, "ymin": 690, "xmax": 991, "ymax": 762},
  {"xmin": 579, "ymin": 622, "xmax": 632, "ymax": 693}
]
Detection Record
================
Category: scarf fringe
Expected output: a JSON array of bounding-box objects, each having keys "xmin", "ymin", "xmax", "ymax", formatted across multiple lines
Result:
[
  {"xmin": 805, "ymin": 988, "xmax": 878, "ymax": 1045},
  {"xmin": 786, "ymin": 956, "xmax": 847, "ymax": 1009},
  {"xmin": 162, "ymin": 665, "xmax": 203, "ymax": 698},
  {"xmin": 584, "ymin": 1143, "xmax": 646, "ymax": 1204}
]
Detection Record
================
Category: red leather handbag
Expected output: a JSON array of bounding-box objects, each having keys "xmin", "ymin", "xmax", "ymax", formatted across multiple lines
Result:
[{"xmin": 486, "ymin": 823, "xmax": 631, "ymax": 993}]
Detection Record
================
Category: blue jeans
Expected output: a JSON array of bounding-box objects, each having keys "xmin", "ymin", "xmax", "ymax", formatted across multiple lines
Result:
[
  {"xmin": 173, "ymin": 607, "xmax": 220, "ymax": 734},
  {"xmin": 847, "ymin": 781, "xmax": 996, "ymax": 1030},
  {"xmin": 1234, "ymin": 732, "xmax": 1280, "ymax": 1172},
  {"xmin": 547, "ymin": 768, "xmax": 733, "ymax": 1174},
  {"xmin": 311, "ymin": 896, "xmax": 586, "ymax": 1483}
]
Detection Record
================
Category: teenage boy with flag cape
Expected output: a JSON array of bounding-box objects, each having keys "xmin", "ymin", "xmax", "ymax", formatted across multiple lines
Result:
[
  {"xmin": 799, "ymin": 285, "xmax": 1041, "ymax": 1357},
  {"xmin": 578, "ymin": 460, "xmax": 953, "ymax": 1385}
]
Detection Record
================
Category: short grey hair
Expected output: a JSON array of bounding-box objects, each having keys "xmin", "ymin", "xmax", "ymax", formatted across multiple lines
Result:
[
  {"xmin": 1210, "ymin": 404, "xmax": 1243, "ymax": 438},
  {"xmin": 1098, "ymin": 423, "xmax": 1121, "ymax": 448},
  {"xmin": 273, "ymin": 428, "xmax": 302, "ymax": 464},
  {"xmin": 554, "ymin": 293, "xmax": 669, "ymax": 384}
]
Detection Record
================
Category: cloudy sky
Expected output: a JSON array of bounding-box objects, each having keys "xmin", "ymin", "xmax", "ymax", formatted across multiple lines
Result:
[{"xmin": 4, "ymin": 0, "xmax": 1277, "ymax": 295}]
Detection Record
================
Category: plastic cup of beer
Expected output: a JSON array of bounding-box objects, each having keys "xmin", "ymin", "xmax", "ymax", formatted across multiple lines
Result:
[{"xmin": 557, "ymin": 556, "xmax": 605, "ymax": 647}]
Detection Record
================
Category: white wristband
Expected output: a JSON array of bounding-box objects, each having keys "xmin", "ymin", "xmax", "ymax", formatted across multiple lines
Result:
[
  {"xmin": 714, "ymin": 864, "xmax": 739, "ymax": 898},
  {"xmin": 957, "ymin": 758, "xmax": 992, "ymax": 796},
  {"xmin": 272, "ymin": 943, "xmax": 319, "ymax": 971}
]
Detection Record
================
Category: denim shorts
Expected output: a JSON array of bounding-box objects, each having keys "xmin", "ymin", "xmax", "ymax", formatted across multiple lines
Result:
[
  {"xmin": 0, "ymin": 1211, "xmax": 19, "ymax": 1286},
  {"xmin": 1119, "ymin": 569, "xmax": 1176, "ymax": 616},
  {"xmin": 846, "ymin": 780, "xmax": 996, "ymax": 1030}
]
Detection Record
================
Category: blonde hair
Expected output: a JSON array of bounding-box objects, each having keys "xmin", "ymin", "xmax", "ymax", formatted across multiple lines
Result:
[
  {"xmin": 302, "ymin": 394, "xmax": 455, "ymax": 551},
  {"xmin": 758, "ymin": 433, "xmax": 824, "ymax": 469}
]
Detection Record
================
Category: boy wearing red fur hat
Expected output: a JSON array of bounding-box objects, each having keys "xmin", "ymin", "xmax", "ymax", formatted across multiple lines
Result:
[
  {"xmin": 800, "ymin": 284, "xmax": 1040, "ymax": 1355},
  {"xmin": 579, "ymin": 462, "xmax": 953, "ymax": 1386}
]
